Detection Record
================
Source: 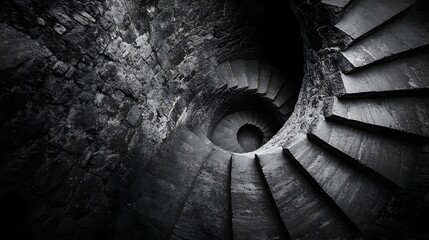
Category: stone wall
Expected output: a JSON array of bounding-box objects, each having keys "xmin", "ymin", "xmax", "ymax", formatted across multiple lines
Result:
[{"xmin": 0, "ymin": 0, "xmax": 301, "ymax": 239}]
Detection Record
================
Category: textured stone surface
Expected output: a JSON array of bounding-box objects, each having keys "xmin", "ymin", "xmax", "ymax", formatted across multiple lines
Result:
[
  {"xmin": 257, "ymin": 149, "xmax": 355, "ymax": 239},
  {"xmin": 341, "ymin": 2, "xmax": 429, "ymax": 67},
  {"xmin": 0, "ymin": 23, "xmax": 52, "ymax": 70},
  {"xmin": 231, "ymin": 154, "xmax": 287, "ymax": 240},
  {"xmin": 171, "ymin": 148, "xmax": 232, "ymax": 240},
  {"xmin": 335, "ymin": 0, "xmax": 416, "ymax": 39},
  {"xmin": 1, "ymin": 0, "xmax": 428, "ymax": 239},
  {"xmin": 339, "ymin": 50, "xmax": 429, "ymax": 96},
  {"xmin": 122, "ymin": 128, "xmax": 214, "ymax": 239},
  {"xmin": 326, "ymin": 96, "xmax": 429, "ymax": 138},
  {"xmin": 286, "ymin": 138, "xmax": 392, "ymax": 237},
  {"xmin": 309, "ymin": 120, "xmax": 420, "ymax": 188}
]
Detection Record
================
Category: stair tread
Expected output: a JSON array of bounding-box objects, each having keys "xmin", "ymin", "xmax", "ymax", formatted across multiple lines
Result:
[
  {"xmin": 245, "ymin": 60, "xmax": 259, "ymax": 90},
  {"xmin": 230, "ymin": 59, "xmax": 249, "ymax": 89},
  {"xmin": 278, "ymin": 97, "xmax": 297, "ymax": 116},
  {"xmin": 231, "ymin": 154, "xmax": 287, "ymax": 240},
  {"xmin": 133, "ymin": 127, "xmax": 214, "ymax": 235},
  {"xmin": 213, "ymin": 132, "xmax": 243, "ymax": 153},
  {"xmin": 273, "ymin": 82, "xmax": 296, "ymax": 108},
  {"xmin": 257, "ymin": 63, "xmax": 272, "ymax": 94},
  {"xmin": 341, "ymin": 2, "xmax": 429, "ymax": 68},
  {"xmin": 339, "ymin": 50, "xmax": 429, "ymax": 96},
  {"xmin": 286, "ymin": 138, "xmax": 392, "ymax": 235},
  {"xmin": 265, "ymin": 70, "xmax": 285, "ymax": 100},
  {"xmin": 255, "ymin": 111, "xmax": 266, "ymax": 127},
  {"xmin": 257, "ymin": 149, "xmax": 355, "ymax": 240},
  {"xmin": 238, "ymin": 110, "xmax": 251, "ymax": 125},
  {"xmin": 171, "ymin": 149, "xmax": 232, "ymax": 240},
  {"xmin": 336, "ymin": 0, "xmax": 416, "ymax": 40},
  {"xmin": 326, "ymin": 96, "xmax": 429, "ymax": 138},
  {"xmin": 309, "ymin": 120, "xmax": 420, "ymax": 188},
  {"xmin": 246, "ymin": 110, "xmax": 258, "ymax": 125},
  {"xmin": 218, "ymin": 62, "xmax": 239, "ymax": 88},
  {"xmin": 205, "ymin": 70, "xmax": 227, "ymax": 90},
  {"xmin": 223, "ymin": 114, "xmax": 245, "ymax": 131},
  {"xmin": 191, "ymin": 126, "xmax": 212, "ymax": 146}
]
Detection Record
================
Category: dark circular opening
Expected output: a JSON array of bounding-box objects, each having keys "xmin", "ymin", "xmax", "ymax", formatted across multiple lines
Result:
[{"xmin": 237, "ymin": 124, "xmax": 263, "ymax": 152}]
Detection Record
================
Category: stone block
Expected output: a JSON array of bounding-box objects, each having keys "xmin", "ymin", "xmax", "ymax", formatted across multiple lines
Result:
[{"xmin": 126, "ymin": 105, "xmax": 143, "ymax": 126}]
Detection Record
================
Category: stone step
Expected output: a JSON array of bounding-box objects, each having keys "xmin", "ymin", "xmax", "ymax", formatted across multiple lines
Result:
[
  {"xmin": 278, "ymin": 96, "xmax": 297, "ymax": 116},
  {"xmin": 341, "ymin": 2, "xmax": 429, "ymax": 68},
  {"xmin": 265, "ymin": 70, "xmax": 286, "ymax": 100},
  {"xmin": 255, "ymin": 111, "xmax": 266, "ymax": 127},
  {"xmin": 263, "ymin": 129, "xmax": 275, "ymax": 138},
  {"xmin": 171, "ymin": 149, "xmax": 232, "ymax": 240},
  {"xmin": 218, "ymin": 61, "xmax": 239, "ymax": 89},
  {"xmin": 308, "ymin": 120, "xmax": 421, "ymax": 189},
  {"xmin": 248, "ymin": 110, "xmax": 259, "ymax": 126},
  {"xmin": 337, "ymin": 50, "xmax": 429, "ymax": 97},
  {"xmin": 131, "ymin": 127, "xmax": 214, "ymax": 236},
  {"xmin": 205, "ymin": 69, "xmax": 228, "ymax": 90},
  {"xmin": 237, "ymin": 111, "xmax": 250, "ymax": 125},
  {"xmin": 191, "ymin": 126, "xmax": 213, "ymax": 146},
  {"xmin": 285, "ymin": 138, "xmax": 393, "ymax": 237},
  {"xmin": 336, "ymin": 0, "xmax": 416, "ymax": 40},
  {"xmin": 257, "ymin": 149, "xmax": 356, "ymax": 240},
  {"xmin": 216, "ymin": 122, "xmax": 238, "ymax": 136},
  {"xmin": 322, "ymin": 0, "xmax": 351, "ymax": 8},
  {"xmin": 231, "ymin": 154, "xmax": 288, "ymax": 240},
  {"xmin": 220, "ymin": 116, "xmax": 239, "ymax": 131},
  {"xmin": 257, "ymin": 62, "xmax": 273, "ymax": 94},
  {"xmin": 213, "ymin": 130, "xmax": 244, "ymax": 153},
  {"xmin": 230, "ymin": 59, "xmax": 249, "ymax": 89},
  {"xmin": 325, "ymin": 96, "xmax": 429, "ymax": 139},
  {"xmin": 212, "ymin": 125, "xmax": 239, "ymax": 151},
  {"xmin": 226, "ymin": 112, "xmax": 247, "ymax": 127},
  {"xmin": 239, "ymin": 110, "xmax": 255, "ymax": 126},
  {"xmin": 260, "ymin": 116, "xmax": 275, "ymax": 133},
  {"xmin": 272, "ymin": 82, "xmax": 296, "ymax": 108},
  {"xmin": 245, "ymin": 60, "xmax": 259, "ymax": 90}
]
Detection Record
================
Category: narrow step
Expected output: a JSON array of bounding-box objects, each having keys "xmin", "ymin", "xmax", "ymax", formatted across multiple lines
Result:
[
  {"xmin": 336, "ymin": 0, "xmax": 417, "ymax": 40},
  {"xmin": 191, "ymin": 126, "xmax": 212, "ymax": 146},
  {"xmin": 338, "ymin": 50, "xmax": 429, "ymax": 97},
  {"xmin": 225, "ymin": 112, "xmax": 247, "ymax": 127},
  {"xmin": 272, "ymin": 82, "xmax": 296, "ymax": 108},
  {"xmin": 244, "ymin": 110, "xmax": 257, "ymax": 126},
  {"xmin": 265, "ymin": 70, "xmax": 286, "ymax": 100},
  {"xmin": 341, "ymin": 2, "xmax": 429, "ymax": 68},
  {"xmin": 213, "ymin": 130, "xmax": 244, "ymax": 153},
  {"xmin": 220, "ymin": 116, "xmax": 240, "ymax": 131},
  {"xmin": 325, "ymin": 96, "xmax": 429, "ymax": 139},
  {"xmin": 322, "ymin": 0, "xmax": 351, "ymax": 8},
  {"xmin": 257, "ymin": 149, "xmax": 356, "ymax": 240},
  {"xmin": 171, "ymin": 149, "xmax": 232, "ymax": 240},
  {"xmin": 260, "ymin": 115, "xmax": 276, "ymax": 132},
  {"xmin": 285, "ymin": 138, "xmax": 392, "ymax": 237},
  {"xmin": 255, "ymin": 111, "xmax": 266, "ymax": 127},
  {"xmin": 132, "ymin": 127, "xmax": 214, "ymax": 236},
  {"xmin": 257, "ymin": 62, "xmax": 273, "ymax": 94},
  {"xmin": 240, "ymin": 110, "xmax": 254, "ymax": 126},
  {"xmin": 212, "ymin": 125, "xmax": 238, "ymax": 149},
  {"xmin": 218, "ymin": 61, "xmax": 239, "ymax": 89},
  {"xmin": 278, "ymin": 96, "xmax": 297, "ymax": 116},
  {"xmin": 308, "ymin": 120, "xmax": 421, "ymax": 189},
  {"xmin": 230, "ymin": 59, "xmax": 249, "ymax": 89},
  {"xmin": 245, "ymin": 60, "xmax": 259, "ymax": 90},
  {"xmin": 231, "ymin": 154, "xmax": 288, "ymax": 240},
  {"xmin": 205, "ymin": 70, "xmax": 227, "ymax": 90}
]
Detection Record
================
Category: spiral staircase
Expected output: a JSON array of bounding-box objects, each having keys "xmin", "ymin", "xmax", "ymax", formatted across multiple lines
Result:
[{"xmin": 116, "ymin": 0, "xmax": 429, "ymax": 239}]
